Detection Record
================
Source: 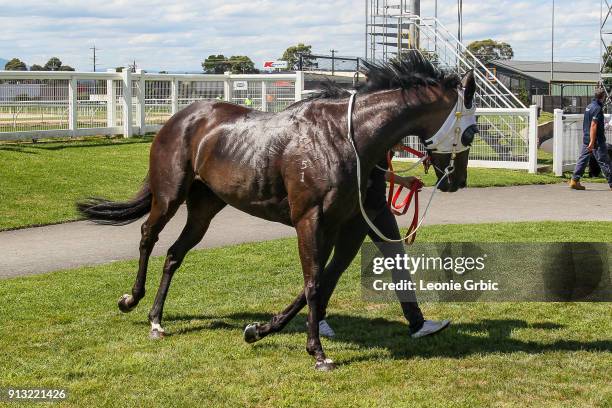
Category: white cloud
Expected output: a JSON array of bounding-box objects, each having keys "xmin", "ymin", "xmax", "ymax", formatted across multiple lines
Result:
[{"xmin": 0, "ymin": 0, "xmax": 605, "ymax": 71}]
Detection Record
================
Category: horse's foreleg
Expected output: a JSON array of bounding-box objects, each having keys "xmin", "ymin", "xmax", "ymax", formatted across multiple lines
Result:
[
  {"xmin": 295, "ymin": 209, "xmax": 335, "ymax": 371},
  {"xmin": 245, "ymin": 215, "xmax": 368, "ymax": 342},
  {"xmin": 148, "ymin": 183, "xmax": 226, "ymax": 339}
]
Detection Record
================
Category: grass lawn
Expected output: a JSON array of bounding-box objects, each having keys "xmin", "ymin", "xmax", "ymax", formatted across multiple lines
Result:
[
  {"xmin": 0, "ymin": 137, "xmax": 607, "ymax": 231},
  {"xmin": 0, "ymin": 137, "xmax": 151, "ymax": 230},
  {"xmin": 0, "ymin": 222, "xmax": 610, "ymax": 407},
  {"xmin": 394, "ymin": 161, "xmax": 561, "ymax": 188}
]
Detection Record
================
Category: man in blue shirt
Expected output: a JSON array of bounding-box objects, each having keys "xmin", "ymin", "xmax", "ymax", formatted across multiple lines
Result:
[{"xmin": 570, "ymin": 88, "xmax": 612, "ymax": 190}]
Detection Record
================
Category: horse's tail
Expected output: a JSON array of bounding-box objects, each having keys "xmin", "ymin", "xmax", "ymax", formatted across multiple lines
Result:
[{"xmin": 76, "ymin": 176, "xmax": 152, "ymax": 226}]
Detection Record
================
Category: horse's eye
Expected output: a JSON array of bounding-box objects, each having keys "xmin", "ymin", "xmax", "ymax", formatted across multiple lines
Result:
[{"xmin": 461, "ymin": 124, "xmax": 479, "ymax": 147}]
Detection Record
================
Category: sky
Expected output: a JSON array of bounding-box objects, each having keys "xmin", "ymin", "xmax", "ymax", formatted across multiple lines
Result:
[{"xmin": 0, "ymin": 0, "xmax": 606, "ymax": 72}]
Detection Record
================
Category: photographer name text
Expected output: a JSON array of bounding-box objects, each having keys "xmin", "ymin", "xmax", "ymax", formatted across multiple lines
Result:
[{"xmin": 371, "ymin": 279, "xmax": 499, "ymax": 292}]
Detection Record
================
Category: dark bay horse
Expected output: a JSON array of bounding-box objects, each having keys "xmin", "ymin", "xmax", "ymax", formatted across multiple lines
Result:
[{"xmin": 78, "ymin": 51, "xmax": 475, "ymax": 371}]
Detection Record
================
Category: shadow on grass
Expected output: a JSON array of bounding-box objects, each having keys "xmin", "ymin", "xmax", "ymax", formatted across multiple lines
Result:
[
  {"xmin": 162, "ymin": 312, "xmax": 611, "ymax": 364},
  {"xmin": 0, "ymin": 136, "xmax": 153, "ymax": 153}
]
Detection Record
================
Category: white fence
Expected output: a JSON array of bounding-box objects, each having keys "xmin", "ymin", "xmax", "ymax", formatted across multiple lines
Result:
[
  {"xmin": 0, "ymin": 69, "xmax": 303, "ymax": 141},
  {"xmin": 396, "ymin": 106, "xmax": 539, "ymax": 173},
  {"xmin": 553, "ymin": 109, "xmax": 612, "ymax": 176},
  {"xmin": 1, "ymin": 69, "xmax": 539, "ymax": 173}
]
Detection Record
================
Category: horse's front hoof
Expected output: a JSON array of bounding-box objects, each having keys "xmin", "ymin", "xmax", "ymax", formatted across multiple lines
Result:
[
  {"xmin": 118, "ymin": 294, "xmax": 136, "ymax": 313},
  {"xmin": 315, "ymin": 358, "xmax": 336, "ymax": 371},
  {"xmin": 149, "ymin": 329, "xmax": 165, "ymax": 340},
  {"xmin": 243, "ymin": 323, "xmax": 261, "ymax": 343}
]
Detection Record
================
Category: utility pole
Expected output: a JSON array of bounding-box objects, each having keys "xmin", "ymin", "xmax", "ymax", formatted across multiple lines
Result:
[
  {"xmin": 457, "ymin": 0, "xmax": 463, "ymax": 43},
  {"xmin": 90, "ymin": 45, "xmax": 99, "ymax": 72},
  {"xmin": 330, "ymin": 49, "xmax": 337, "ymax": 75},
  {"xmin": 434, "ymin": 0, "xmax": 438, "ymax": 55},
  {"xmin": 551, "ymin": 0, "xmax": 555, "ymax": 94},
  {"xmin": 409, "ymin": 0, "xmax": 420, "ymax": 49}
]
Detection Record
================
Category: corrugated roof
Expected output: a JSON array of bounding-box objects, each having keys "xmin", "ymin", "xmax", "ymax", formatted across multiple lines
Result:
[{"xmin": 490, "ymin": 60, "xmax": 600, "ymax": 83}]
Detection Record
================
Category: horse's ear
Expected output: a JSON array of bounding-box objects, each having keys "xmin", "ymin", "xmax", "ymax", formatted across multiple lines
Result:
[{"xmin": 461, "ymin": 70, "xmax": 476, "ymax": 109}]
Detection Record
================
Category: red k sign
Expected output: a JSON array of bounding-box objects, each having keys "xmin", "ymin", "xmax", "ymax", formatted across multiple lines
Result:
[{"xmin": 263, "ymin": 60, "xmax": 288, "ymax": 69}]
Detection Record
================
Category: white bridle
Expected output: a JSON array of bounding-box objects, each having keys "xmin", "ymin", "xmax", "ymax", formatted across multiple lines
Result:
[
  {"xmin": 346, "ymin": 87, "xmax": 476, "ymax": 243},
  {"xmin": 422, "ymin": 88, "xmax": 476, "ymax": 154}
]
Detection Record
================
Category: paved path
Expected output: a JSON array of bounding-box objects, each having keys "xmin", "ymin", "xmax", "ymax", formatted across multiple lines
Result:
[{"xmin": 1, "ymin": 183, "xmax": 610, "ymax": 278}]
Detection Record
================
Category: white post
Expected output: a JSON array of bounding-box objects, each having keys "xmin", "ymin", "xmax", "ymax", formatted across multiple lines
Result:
[
  {"xmin": 224, "ymin": 72, "xmax": 232, "ymax": 102},
  {"xmin": 553, "ymin": 109, "xmax": 564, "ymax": 176},
  {"xmin": 106, "ymin": 69, "xmax": 116, "ymax": 129},
  {"xmin": 294, "ymin": 71, "xmax": 304, "ymax": 102},
  {"xmin": 171, "ymin": 77, "xmax": 179, "ymax": 115},
  {"xmin": 68, "ymin": 77, "xmax": 77, "ymax": 136},
  {"xmin": 135, "ymin": 69, "xmax": 145, "ymax": 135},
  {"xmin": 121, "ymin": 68, "xmax": 133, "ymax": 138},
  {"xmin": 261, "ymin": 81, "xmax": 268, "ymax": 112},
  {"xmin": 527, "ymin": 104, "xmax": 538, "ymax": 174}
]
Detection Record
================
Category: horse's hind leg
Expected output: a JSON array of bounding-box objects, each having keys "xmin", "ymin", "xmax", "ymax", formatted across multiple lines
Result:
[
  {"xmin": 244, "ymin": 292, "xmax": 307, "ymax": 343},
  {"xmin": 148, "ymin": 183, "xmax": 226, "ymax": 339},
  {"xmin": 118, "ymin": 196, "xmax": 182, "ymax": 313}
]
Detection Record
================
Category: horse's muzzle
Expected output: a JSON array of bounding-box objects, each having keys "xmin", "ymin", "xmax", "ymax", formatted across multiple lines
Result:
[{"xmin": 431, "ymin": 150, "xmax": 469, "ymax": 193}]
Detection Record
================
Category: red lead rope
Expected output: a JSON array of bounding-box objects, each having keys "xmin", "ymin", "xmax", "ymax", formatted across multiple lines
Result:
[{"xmin": 386, "ymin": 146, "xmax": 429, "ymax": 245}]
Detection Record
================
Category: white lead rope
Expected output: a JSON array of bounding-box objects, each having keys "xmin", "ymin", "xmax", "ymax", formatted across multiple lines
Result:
[{"xmin": 346, "ymin": 91, "xmax": 455, "ymax": 244}]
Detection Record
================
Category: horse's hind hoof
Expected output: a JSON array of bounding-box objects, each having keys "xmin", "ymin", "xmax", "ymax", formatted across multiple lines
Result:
[
  {"xmin": 243, "ymin": 323, "xmax": 261, "ymax": 343},
  {"xmin": 315, "ymin": 359, "xmax": 336, "ymax": 372},
  {"xmin": 149, "ymin": 329, "xmax": 165, "ymax": 340},
  {"xmin": 118, "ymin": 294, "xmax": 136, "ymax": 313}
]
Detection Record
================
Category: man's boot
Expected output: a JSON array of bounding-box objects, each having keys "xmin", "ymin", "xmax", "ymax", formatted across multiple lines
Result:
[{"xmin": 569, "ymin": 179, "xmax": 586, "ymax": 190}]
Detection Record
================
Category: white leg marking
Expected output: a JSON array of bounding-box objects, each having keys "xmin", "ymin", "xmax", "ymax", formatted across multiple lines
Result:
[{"xmin": 151, "ymin": 323, "xmax": 165, "ymax": 333}]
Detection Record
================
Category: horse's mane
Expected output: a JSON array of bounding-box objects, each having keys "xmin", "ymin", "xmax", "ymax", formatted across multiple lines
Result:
[{"xmin": 294, "ymin": 50, "xmax": 460, "ymax": 105}]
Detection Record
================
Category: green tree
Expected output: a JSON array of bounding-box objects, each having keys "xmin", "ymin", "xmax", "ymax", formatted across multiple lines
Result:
[
  {"xmin": 5, "ymin": 58, "xmax": 27, "ymax": 71},
  {"xmin": 228, "ymin": 55, "xmax": 258, "ymax": 74},
  {"xmin": 44, "ymin": 57, "xmax": 63, "ymax": 71},
  {"xmin": 30, "ymin": 64, "xmax": 45, "ymax": 71},
  {"xmin": 517, "ymin": 88, "xmax": 530, "ymax": 106},
  {"xmin": 58, "ymin": 65, "xmax": 75, "ymax": 71},
  {"xmin": 466, "ymin": 39, "xmax": 514, "ymax": 64},
  {"xmin": 281, "ymin": 43, "xmax": 314, "ymax": 70},
  {"xmin": 202, "ymin": 55, "xmax": 231, "ymax": 74}
]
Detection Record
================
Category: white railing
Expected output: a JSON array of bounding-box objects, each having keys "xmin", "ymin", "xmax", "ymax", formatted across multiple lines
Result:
[
  {"xmin": 396, "ymin": 106, "xmax": 539, "ymax": 173},
  {"xmin": 553, "ymin": 109, "xmax": 612, "ymax": 176},
  {"xmin": 0, "ymin": 69, "xmax": 304, "ymax": 141}
]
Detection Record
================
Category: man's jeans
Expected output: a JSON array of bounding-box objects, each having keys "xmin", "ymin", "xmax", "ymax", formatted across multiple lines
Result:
[{"xmin": 572, "ymin": 142, "xmax": 612, "ymax": 187}]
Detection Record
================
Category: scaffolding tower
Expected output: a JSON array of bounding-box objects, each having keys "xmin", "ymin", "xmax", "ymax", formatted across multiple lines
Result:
[
  {"xmin": 601, "ymin": 1, "xmax": 612, "ymax": 86},
  {"xmin": 366, "ymin": 1, "xmax": 421, "ymax": 63}
]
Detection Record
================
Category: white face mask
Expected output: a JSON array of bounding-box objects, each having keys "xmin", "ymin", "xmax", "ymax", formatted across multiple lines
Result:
[{"xmin": 422, "ymin": 88, "xmax": 477, "ymax": 154}]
